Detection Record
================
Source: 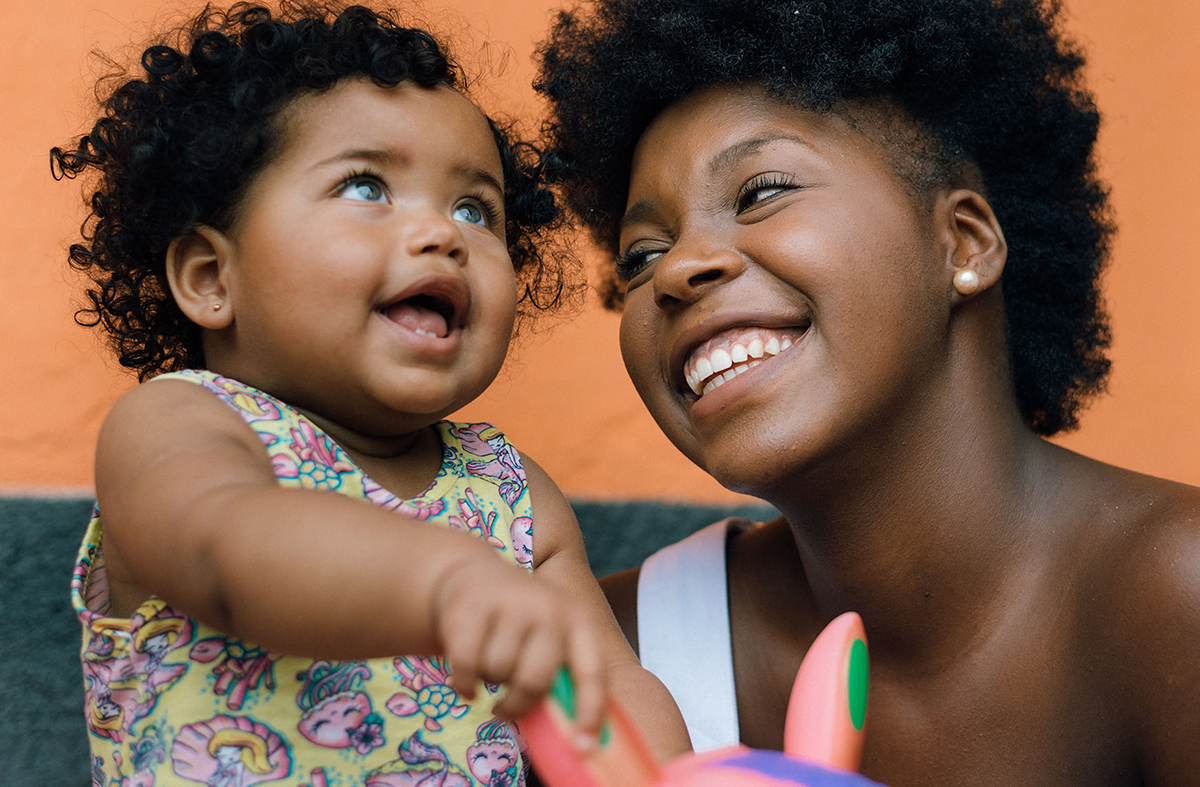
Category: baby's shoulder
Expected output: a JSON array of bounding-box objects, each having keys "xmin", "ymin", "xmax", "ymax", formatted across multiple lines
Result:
[
  {"xmin": 103, "ymin": 372, "xmax": 218, "ymax": 432},
  {"xmin": 98, "ymin": 371, "xmax": 270, "ymax": 469}
]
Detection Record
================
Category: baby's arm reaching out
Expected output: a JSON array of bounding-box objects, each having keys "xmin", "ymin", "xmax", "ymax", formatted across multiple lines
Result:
[
  {"xmin": 517, "ymin": 453, "xmax": 692, "ymax": 761},
  {"xmin": 94, "ymin": 378, "xmax": 607, "ymax": 705}
]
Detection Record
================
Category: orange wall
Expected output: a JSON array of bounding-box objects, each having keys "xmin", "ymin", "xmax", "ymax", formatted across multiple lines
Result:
[{"xmin": 2, "ymin": 0, "xmax": 1197, "ymax": 501}]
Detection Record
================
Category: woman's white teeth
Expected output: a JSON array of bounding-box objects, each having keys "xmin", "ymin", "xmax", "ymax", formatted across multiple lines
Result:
[
  {"xmin": 710, "ymin": 347, "xmax": 733, "ymax": 374},
  {"xmin": 684, "ymin": 331, "xmax": 798, "ymax": 396}
]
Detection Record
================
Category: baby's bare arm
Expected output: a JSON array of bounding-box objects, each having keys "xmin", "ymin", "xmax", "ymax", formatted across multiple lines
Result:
[
  {"xmin": 522, "ymin": 453, "xmax": 692, "ymax": 760},
  {"xmin": 96, "ymin": 378, "xmax": 520, "ymax": 659}
]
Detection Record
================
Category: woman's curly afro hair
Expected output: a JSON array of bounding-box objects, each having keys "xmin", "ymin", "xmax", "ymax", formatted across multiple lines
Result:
[
  {"xmin": 535, "ymin": 0, "xmax": 1113, "ymax": 435},
  {"xmin": 53, "ymin": 2, "xmax": 569, "ymax": 381}
]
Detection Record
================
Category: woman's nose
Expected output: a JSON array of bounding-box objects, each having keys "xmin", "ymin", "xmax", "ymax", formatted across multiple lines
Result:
[
  {"xmin": 652, "ymin": 243, "xmax": 745, "ymax": 310},
  {"xmin": 404, "ymin": 209, "xmax": 468, "ymax": 265}
]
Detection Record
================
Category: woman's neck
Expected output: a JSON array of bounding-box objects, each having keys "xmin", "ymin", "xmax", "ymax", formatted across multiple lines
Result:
[{"xmin": 766, "ymin": 389, "xmax": 1067, "ymax": 668}]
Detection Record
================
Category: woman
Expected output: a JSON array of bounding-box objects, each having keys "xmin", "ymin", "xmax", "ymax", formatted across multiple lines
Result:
[{"xmin": 534, "ymin": 0, "xmax": 1200, "ymax": 784}]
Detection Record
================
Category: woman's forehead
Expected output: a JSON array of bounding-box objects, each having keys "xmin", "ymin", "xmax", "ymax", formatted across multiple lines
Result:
[
  {"xmin": 630, "ymin": 86, "xmax": 879, "ymax": 185},
  {"xmin": 630, "ymin": 83, "xmax": 958, "ymax": 205}
]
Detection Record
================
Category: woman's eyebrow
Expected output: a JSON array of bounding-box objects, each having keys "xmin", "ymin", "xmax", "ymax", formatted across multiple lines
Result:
[
  {"xmin": 621, "ymin": 199, "xmax": 658, "ymax": 232},
  {"xmin": 620, "ymin": 133, "xmax": 811, "ymax": 231},
  {"xmin": 708, "ymin": 133, "xmax": 810, "ymax": 174}
]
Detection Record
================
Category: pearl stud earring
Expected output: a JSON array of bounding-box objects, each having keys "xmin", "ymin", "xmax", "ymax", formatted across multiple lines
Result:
[{"xmin": 953, "ymin": 269, "xmax": 981, "ymax": 296}]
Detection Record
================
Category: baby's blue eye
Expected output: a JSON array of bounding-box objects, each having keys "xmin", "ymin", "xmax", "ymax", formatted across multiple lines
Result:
[
  {"xmin": 339, "ymin": 176, "xmax": 388, "ymax": 203},
  {"xmin": 453, "ymin": 200, "xmax": 488, "ymax": 226}
]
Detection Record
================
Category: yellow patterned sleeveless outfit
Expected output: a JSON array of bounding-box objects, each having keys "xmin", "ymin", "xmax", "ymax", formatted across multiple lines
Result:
[{"xmin": 72, "ymin": 370, "xmax": 535, "ymax": 787}]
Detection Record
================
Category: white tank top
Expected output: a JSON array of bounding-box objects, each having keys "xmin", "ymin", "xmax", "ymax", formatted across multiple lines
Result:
[{"xmin": 636, "ymin": 518, "xmax": 754, "ymax": 751}]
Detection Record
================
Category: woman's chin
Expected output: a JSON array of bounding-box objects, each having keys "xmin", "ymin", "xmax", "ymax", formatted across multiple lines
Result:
[{"xmin": 691, "ymin": 447, "xmax": 805, "ymax": 502}]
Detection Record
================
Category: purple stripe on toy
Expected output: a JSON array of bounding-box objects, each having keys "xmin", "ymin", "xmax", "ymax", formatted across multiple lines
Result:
[{"xmin": 714, "ymin": 752, "xmax": 884, "ymax": 786}]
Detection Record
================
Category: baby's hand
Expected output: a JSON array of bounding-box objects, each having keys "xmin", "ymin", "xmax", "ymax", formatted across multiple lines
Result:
[{"xmin": 431, "ymin": 557, "xmax": 607, "ymax": 745}]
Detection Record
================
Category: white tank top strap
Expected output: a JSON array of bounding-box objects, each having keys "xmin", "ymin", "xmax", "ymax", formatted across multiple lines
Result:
[{"xmin": 636, "ymin": 517, "xmax": 753, "ymax": 751}]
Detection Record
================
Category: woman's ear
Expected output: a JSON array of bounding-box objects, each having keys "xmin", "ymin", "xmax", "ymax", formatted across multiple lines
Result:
[
  {"xmin": 166, "ymin": 226, "xmax": 235, "ymax": 329},
  {"xmin": 941, "ymin": 189, "xmax": 1007, "ymax": 303}
]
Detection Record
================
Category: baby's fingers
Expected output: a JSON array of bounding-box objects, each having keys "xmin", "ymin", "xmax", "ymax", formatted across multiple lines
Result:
[
  {"xmin": 441, "ymin": 608, "xmax": 493, "ymax": 701},
  {"xmin": 491, "ymin": 627, "xmax": 561, "ymax": 721},
  {"xmin": 564, "ymin": 620, "xmax": 608, "ymax": 746},
  {"xmin": 474, "ymin": 615, "xmax": 529, "ymax": 689}
]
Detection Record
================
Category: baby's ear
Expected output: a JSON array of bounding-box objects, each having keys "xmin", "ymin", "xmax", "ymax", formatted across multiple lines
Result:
[{"xmin": 166, "ymin": 226, "xmax": 234, "ymax": 328}]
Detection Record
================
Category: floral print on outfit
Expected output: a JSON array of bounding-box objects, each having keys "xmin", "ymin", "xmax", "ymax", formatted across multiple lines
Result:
[{"xmin": 72, "ymin": 370, "xmax": 532, "ymax": 787}]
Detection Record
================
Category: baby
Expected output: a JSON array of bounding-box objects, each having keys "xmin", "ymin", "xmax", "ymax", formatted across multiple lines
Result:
[{"xmin": 56, "ymin": 4, "xmax": 688, "ymax": 785}]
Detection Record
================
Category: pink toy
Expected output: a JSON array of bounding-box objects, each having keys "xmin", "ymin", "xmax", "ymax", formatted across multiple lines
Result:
[{"xmin": 520, "ymin": 611, "xmax": 883, "ymax": 787}]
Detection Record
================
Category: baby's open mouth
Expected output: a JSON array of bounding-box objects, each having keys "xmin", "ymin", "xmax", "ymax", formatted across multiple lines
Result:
[
  {"xmin": 380, "ymin": 282, "xmax": 468, "ymax": 339},
  {"xmin": 683, "ymin": 325, "xmax": 808, "ymax": 397}
]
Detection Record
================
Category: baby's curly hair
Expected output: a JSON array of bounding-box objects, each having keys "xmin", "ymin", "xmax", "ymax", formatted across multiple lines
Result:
[
  {"xmin": 535, "ymin": 0, "xmax": 1113, "ymax": 435},
  {"xmin": 53, "ymin": 2, "xmax": 570, "ymax": 381}
]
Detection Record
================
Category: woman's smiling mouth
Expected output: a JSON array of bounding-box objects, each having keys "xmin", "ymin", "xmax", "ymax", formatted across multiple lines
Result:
[{"xmin": 683, "ymin": 325, "xmax": 808, "ymax": 397}]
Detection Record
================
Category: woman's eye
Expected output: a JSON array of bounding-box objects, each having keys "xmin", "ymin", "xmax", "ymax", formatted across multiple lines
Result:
[
  {"xmin": 736, "ymin": 174, "xmax": 798, "ymax": 213},
  {"xmin": 615, "ymin": 247, "xmax": 665, "ymax": 281},
  {"xmin": 338, "ymin": 175, "xmax": 388, "ymax": 203},
  {"xmin": 743, "ymin": 186, "xmax": 787, "ymax": 206}
]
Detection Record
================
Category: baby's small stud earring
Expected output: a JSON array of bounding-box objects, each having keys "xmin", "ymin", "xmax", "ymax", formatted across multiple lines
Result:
[
  {"xmin": 953, "ymin": 269, "xmax": 981, "ymax": 296},
  {"xmin": 212, "ymin": 302, "xmax": 223, "ymax": 312}
]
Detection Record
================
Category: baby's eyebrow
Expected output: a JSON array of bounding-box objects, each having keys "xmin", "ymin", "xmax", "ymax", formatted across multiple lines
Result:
[
  {"xmin": 316, "ymin": 147, "xmax": 403, "ymax": 168},
  {"xmin": 314, "ymin": 149, "xmax": 503, "ymax": 193},
  {"xmin": 454, "ymin": 164, "xmax": 504, "ymax": 196}
]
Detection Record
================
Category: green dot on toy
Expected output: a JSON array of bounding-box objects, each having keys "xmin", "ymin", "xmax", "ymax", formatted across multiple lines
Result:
[
  {"xmin": 548, "ymin": 667, "xmax": 612, "ymax": 747},
  {"xmin": 847, "ymin": 638, "xmax": 868, "ymax": 731},
  {"xmin": 550, "ymin": 667, "xmax": 576, "ymax": 720}
]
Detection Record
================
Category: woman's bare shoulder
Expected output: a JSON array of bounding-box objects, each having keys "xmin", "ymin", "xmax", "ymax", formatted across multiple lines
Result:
[
  {"xmin": 1081, "ymin": 464, "xmax": 1199, "ymax": 568},
  {"xmin": 1073, "ymin": 466, "xmax": 1200, "ymax": 783},
  {"xmin": 1072, "ymin": 463, "xmax": 1198, "ymax": 619}
]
